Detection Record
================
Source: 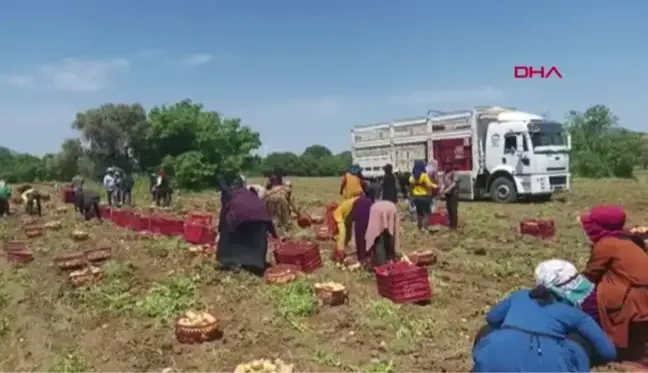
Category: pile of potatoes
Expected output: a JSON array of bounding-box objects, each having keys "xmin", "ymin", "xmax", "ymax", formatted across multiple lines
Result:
[{"xmin": 234, "ymin": 358, "xmax": 294, "ymax": 373}]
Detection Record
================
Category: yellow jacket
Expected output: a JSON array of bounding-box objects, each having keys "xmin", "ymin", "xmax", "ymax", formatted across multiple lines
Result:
[
  {"xmin": 409, "ymin": 174, "xmax": 437, "ymax": 196},
  {"xmin": 340, "ymin": 173, "xmax": 364, "ymax": 199}
]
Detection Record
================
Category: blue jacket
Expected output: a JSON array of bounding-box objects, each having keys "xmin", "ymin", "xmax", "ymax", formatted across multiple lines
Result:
[{"xmin": 473, "ymin": 289, "xmax": 616, "ymax": 372}]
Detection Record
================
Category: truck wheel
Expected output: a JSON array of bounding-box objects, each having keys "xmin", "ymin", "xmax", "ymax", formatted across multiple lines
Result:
[{"xmin": 490, "ymin": 177, "xmax": 517, "ymax": 203}]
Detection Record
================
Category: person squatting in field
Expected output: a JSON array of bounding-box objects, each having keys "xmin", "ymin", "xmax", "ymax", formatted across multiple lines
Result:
[
  {"xmin": 263, "ymin": 181, "xmax": 297, "ymax": 233},
  {"xmin": 344, "ymin": 184, "xmax": 380, "ymax": 264},
  {"xmin": 17, "ymin": 184, "xmax": 42, "ymax": 217},
  {"xmin": 216, "ymin": 175, "xmax": 279, "ymax": 276},
  {"xmin": 75, "ymin": 189, "xmax": 102, "ymax": 221},
  {"xmin": 579, "ymin": 205, "xmax": 648, "ymax": 366},
  {"xmin": 0, "ymin": 180, "xmax": 11, "ymax": 217},
  {"xmin": 471, "ymin": 258, "xmax": 616, "ymax": 372},
  {"xmin": 409, "ymin": 160, "xmax": 438, "ymax": 232}
]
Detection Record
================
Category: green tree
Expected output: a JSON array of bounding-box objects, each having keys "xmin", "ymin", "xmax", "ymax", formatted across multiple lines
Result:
[
  {"xmin": 566, "ymin": 104, "xmax": 642, "ymax": 178},
  {"xmin": 146, "ymin": 99, "xmax": 261, "ymax": 189},
  {"xmin": 72, "ymin": 102, "xmax": 149, "ymax": 176}
]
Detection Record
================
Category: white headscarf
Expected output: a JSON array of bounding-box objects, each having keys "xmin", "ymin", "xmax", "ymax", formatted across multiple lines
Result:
[
  {"xmin": 0, "ymin": 180, "xmax": 5, "ymax": 188},
  {"xmin": 426, "ymin": 159, "xmax": 438, "ymax": 175},
  {"xmin": 534, "ymin": 259, "xmax": 594, "ymax": 306}
]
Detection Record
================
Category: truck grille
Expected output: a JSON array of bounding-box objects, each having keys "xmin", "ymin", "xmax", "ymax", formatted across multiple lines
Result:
[
  {"xmin": 547, "ymin": 167, "xmax": 566, "ymax": 172},
  {"xmin": 549, "ymin": 176, "xmax": 567, "ymax": 186}
]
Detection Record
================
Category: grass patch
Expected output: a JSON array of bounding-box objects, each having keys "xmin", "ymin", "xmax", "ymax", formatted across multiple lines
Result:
[
  {"xmin": 269, "ymin": 278, "xmax": 317, "ymax": 320},
  {"xmin": 49, "ymin": 353, "xmax": 92, "ymax": 373},
  {"xmin": 135, "ymin": 276, "xmax": 199, "ymax": 324}
]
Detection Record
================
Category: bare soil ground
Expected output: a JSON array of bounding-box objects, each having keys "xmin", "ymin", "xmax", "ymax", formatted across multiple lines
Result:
[{"xmin": 1, "ymin": 175, "xmax": 647, "ymax": 372}]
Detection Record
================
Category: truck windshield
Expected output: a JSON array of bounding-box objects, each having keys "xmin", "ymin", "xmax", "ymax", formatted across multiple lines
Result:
[
  {"xmin": 531, "ymin": 131, "xmax": 567, "ymax": 147},
  {"xmin": 528, "ymin": 121, "xmax": 568, "ymax": 147}
]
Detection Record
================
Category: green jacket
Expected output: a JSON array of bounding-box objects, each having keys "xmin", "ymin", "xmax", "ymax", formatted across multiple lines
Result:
[{"xmin": 0, "ymin": 186, "xmax": 11, "ymax": 199}]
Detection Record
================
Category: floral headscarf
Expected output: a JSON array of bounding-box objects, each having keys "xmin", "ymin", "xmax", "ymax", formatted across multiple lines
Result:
[{"xmin": 534, "ymin": 259, "xmax": 594, "ymax": 307}]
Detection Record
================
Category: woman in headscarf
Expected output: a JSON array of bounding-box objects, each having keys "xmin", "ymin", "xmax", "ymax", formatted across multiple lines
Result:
[
  {"xmin": 440, "ymin": 160, "xmax": 459, "ymax": 230},
  {"xmin": 471, "ymin": 258, "xmax": 616, "ymax": 372},
  {"xmin": 0, "ymin": 180, "xmax": 11, "ymax": 217},
  {"xmin": 380, "ymin": 164, "xmax": 398, "ymax": 204},
  {"xmin": 580, "ymin": 205, "xmax": 648, "ymax": 365},
  {"xmin": 349, "ymin": 184, "xmax": 380, "ymax": 263},
  {"xmin": 216, "ymin": 175, "xmax": 279, "ymax": 276},
  {"xmin": 263, "ymin": 182, "xmax": 297, "ymax": 233},
  {"xmin": 408, "ymin": 160, "xmax": 437, "ymax": 231},
  {"xmin": 364, "ymin": 200, "xmax": 400, "ymax": 267},
  {"xmin": 340, "ymin": 164, "xmax": 365, "ymax": 200}
]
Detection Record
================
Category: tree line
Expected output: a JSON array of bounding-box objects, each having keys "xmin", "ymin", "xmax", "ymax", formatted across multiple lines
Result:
[{"xmin": 0, "ymin": 101, "xmax": 645, "ymax": 190}]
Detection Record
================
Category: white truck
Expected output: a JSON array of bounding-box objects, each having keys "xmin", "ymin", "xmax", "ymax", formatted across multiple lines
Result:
[{"xmin": 350, "ymin": 106, "xmax": 571, "ymax": 203}]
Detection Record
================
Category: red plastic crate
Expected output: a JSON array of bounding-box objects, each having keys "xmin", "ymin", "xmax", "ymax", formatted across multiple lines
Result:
[
  {"xmin": 98, "ymin": 204, "xmax": 112, "ymax": 220},
  {"xmin": 128, "ymin": 213, "xmax": 150, "ymax": 232},
  {"xmin": 520, "ymin": 219, "xmax": 555, "ymax": 239},
  {"xmin": 62, "ymin": 187, "xmax": 75, "ymax": 204},
  {"xmin": 274, "ymin": 241, "xmax": 322, "ymax": 273},
  {"xmin": 374, "ymin": 261, "xmax": 432, "ymax": 304},
  {"xmin": 149, "ymin": 216, "xmax": 165, "ymax": 234},
  {"xmin": 428, "ymin": 211, "xmax": 449, "ymax": 226},
  {"xmin": 183, "ymin": 224, "xmax": 216, "ymax": 245},
  {"xmin": 159, "ymin": 217, "xmax": 185, "ymax": 236},
  {"xmin": 111, "ymin": 209, "xmax": 129, "ymax": 227},
  {"xmin": 186, "ymin": 213, "xmax": 214, "ymax": 226}
]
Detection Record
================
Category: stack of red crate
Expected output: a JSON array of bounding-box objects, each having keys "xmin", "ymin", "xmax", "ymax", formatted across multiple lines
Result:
[
  {"xmin": 374, "ymin": 261, "xmax": 432, "ymax": 304},
  {"xmin": 273, "ymin": 241, "xmax": 322, "ymax": 273}
]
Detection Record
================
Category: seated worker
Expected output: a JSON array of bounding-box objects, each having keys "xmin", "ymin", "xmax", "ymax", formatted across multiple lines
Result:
[
  {"xmin": 79, "ymin": 190, "xmax": 102, "ymax": 221},
  {"xmin": 580, "ymin": 205, "xmax": 648, "ymax": 365},
  {"xmin": 340, "ymin": 164, "xmax": 365, "ymax": 201},
  {"xmin": 472, "ymin": 258, "xmax": 616, "ymax": 372},
  {"xmin": 364, "ymin": 200, "xmax": 400, "ymax": 268},
  {"xmin": 0, "ymin": 180, "xmax": 11, "ymax": 217},
  {"xmin": 19, "ymin": 185, "xmax": 42, "ymax": 217},
  {"xmin": 217, "ymin": 175, "xmax": 279, "ymax": 277},
  {"xmin": 409, "ymin": 160, "xmax": 438, "ymax": 232}
]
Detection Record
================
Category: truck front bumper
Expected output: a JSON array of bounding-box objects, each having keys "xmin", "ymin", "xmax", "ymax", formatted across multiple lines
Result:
[{"xmin": 515, "ymin": 174, "xmax": 571, "ymax": 195}]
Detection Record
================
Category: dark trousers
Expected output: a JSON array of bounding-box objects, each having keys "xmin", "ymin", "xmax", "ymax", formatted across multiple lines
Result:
[
  {"xmin": 106, "ymin": 190, "xmax": 114, "ymax": 206},
  {"xmin": 121, "ymin": 188, "xmax": 132, "ymax": 205},
  {"xmin": 372, "ymin": 231, "xmax": 396, "ymax": 266},
  {"xmin": 154, "ymin": 188, "xmax": 171, "ymax": 207},
  {"xmin": 0, "ymin": 197, "xmax": 8, "ymax": 216},
  {"xmin": 445, "ymin": 193, "xmax": 459, "ymax": 229}
]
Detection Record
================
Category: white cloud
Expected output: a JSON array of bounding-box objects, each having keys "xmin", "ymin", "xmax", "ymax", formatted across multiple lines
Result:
[
  {"xmin": 1, "ymin": 58, "xmax": 130, "ymax": 92},
  {"xmin": 386, "ymin": 87, "xmax": 504, "ymax": 106},
  {"xmin": 178, "ymin": 53, "xmax": 213, "ymax": 67}
]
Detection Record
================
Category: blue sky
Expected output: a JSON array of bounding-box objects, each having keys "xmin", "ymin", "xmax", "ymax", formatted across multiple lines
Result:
[{"xmin": 1, "ymin": 1, "xmax": 646, "ymax": 156}]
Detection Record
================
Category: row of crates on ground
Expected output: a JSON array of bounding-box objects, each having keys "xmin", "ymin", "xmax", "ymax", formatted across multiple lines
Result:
[{"xmin": 62, "ymin": 186, "xmax": 216, "ymax": 245}]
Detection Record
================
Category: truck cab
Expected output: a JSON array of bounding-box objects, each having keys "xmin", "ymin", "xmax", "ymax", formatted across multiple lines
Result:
[{"xmin": 483, "ymin": 112, "xmax": 571, "ymax": 202}]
